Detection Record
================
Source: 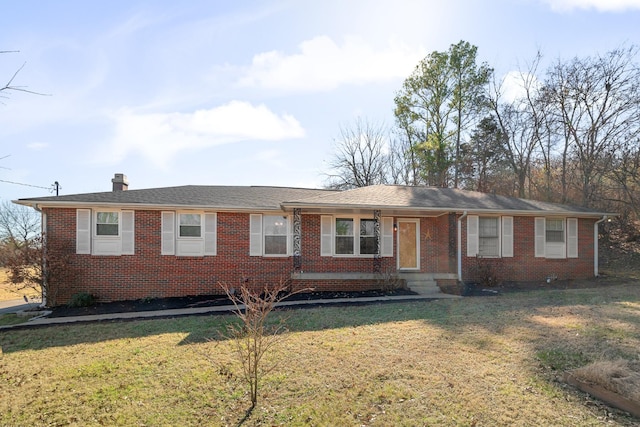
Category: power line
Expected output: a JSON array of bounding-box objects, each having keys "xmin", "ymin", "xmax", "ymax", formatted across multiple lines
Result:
[{"xmin": 0, "ymin": 179, "xmax": 53, "ymax": 191}]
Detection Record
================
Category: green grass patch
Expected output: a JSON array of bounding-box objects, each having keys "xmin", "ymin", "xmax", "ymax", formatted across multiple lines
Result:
[
  {"xmin": 536, "ymin": 349, "xmax": 591, "ymax": 371},
  {"xmin": 0, "ymin": 313, "xmax": 29, "ymax": 327}
]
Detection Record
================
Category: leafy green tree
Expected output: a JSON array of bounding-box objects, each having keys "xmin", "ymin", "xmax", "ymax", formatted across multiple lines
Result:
[
  {"xmin": 394, "ymin": 41, "xmax": 492, "ymax": 188},
  {"xmin": 449, "ymin": 41, "xmax": 493, "ymax": 187},
  {"xmin": 459, "ymin": 116, "xmax": 509, "ymax": 192}
]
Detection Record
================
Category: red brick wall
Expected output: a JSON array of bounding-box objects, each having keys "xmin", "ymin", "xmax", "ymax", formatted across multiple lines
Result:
[
  {"xmin": 461, "ymin": 215, "xmax": 596, "ymax": 283},
  {"xmin": 45, "ymin": 209, "xmax": 294, "ymax": 303},
  {"xmin": 43, "ymin": 208, "xmax": 598, "ymax": 304}
]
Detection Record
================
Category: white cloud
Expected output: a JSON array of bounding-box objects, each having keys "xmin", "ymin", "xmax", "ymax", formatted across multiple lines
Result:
[
  {"xmin": 498, "ymin": 71, "xmax": 542, "ymax": 105},
  {"xmin": 107, "ymin": 101, "xmax": 305, "ymax": 166},
  {"xmin": 238, "ymin": 35, "xmax": 425, "ymax": 92},
  {"xmin": 543, "ymin": 0, "xmax": 640, "ymax": 12}
]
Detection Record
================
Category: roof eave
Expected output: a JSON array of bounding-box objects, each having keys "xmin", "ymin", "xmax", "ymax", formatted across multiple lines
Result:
[
  {"xmin": 282, "ymin": 202, "xmax": 615, "ymax": 217},
  {"xmin": 16, "ymin": 199, "xmax": 616, "ymax": 218},
  {"xmin": 13, "ymin": 200, "xmax": 286, "ymax": 212}
]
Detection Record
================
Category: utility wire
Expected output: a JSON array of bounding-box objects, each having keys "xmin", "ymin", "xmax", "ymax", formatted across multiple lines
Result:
[{"xmin": 0, "ymin": 179, "xmax": 52, "ymax": 190}]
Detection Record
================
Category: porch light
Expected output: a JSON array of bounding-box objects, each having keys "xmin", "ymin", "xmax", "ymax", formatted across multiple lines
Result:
[{"xmin": 393, "ymin": 223, "xmax": 398, "ymax": 232}]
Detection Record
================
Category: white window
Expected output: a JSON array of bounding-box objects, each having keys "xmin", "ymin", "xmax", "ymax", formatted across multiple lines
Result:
[
  {"xmin": 76, "ymin": 209, "xmax": 134, "ymax": 256},
  {"xmin": 249, "ymin": 214, "xmax": 291, "ymax": 256},
  {"xmin": 467, "ymin": 215, "xmax": 513, "ymax": 258},
  {"xmin": 535, "ymin": 217, "xmax": 578, "ymax": 259},
  {"xmin": 320, "ymin": 215, "xmax": 392, "ymax": 257},
  {"xmin": 179, "ymin": 213, "xmax": 201, "ymax": 237},
  {"xmin": 161, "ymin": 211, "xmax": 216, "ymax": 256},
  {"xmin": 263, "ymin": 215, "xmax": 289, "ymax": 255},
  {"xmin": 335, "ymin": 218, "xmax": 355, "ymax": 255},
  {"xmin": 545, "ymin": 218, "xmax": 564, "ymax": 243},
  {"xmin": 478, "ymin": 217, "xmax": 499, "ymax": 257},
  {"xmin": 360, "ymin": 219, "xmax": 378, "ymax": 255},
  {"xmin": 96, "ymin": 211, "xmax": 119, "ymax": 236}
]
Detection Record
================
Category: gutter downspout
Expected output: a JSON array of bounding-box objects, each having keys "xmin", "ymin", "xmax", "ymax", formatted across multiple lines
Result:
[
  {"xmin": 594, "ymin": 215, "xmax": 607, "ymax": 277},
  {"xmin": 33, "ymin": 204, "xmax": 47, "ymax": 308},
  {"xmin": 457, "ymin": 211, "xmax": 468, "ymax": 283}
]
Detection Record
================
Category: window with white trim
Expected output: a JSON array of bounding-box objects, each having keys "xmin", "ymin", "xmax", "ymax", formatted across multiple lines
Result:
[
  {"xmin": 545, "ymin": 218, "xmax": 564, "ymax": 243},
  {"xmin": 161, "ymin": 211, "xmax": 217, "ymax": 256},
  {"xmin": 179, "ymin": 213, "xmax": 201, "ymax": 237},
  {"xmin": 335, "ymin": 218, "xmax": 355, "ymax": 255},
  {"xmin": 320, "ymin": 216, "xmax": 391, "ymax": 258},
  {"xmin": 75, "ymin": 209, "xmax": 135, "ymax": 256},
  {"xmin": 263, "ymin": 215, "xmax": 288, "ymax": 255},
  {"xmin": 535, "ymin": 217, "xmax": 577, "ymax": 259},
  {"xmin": 478, "ymin": 217, "xmax": 499, "ymax": 256},
  {"xmin": 96, "ymin": 211, "xmax": 119, "ymax": 236},
  {"xmin": 360, "ymin": 219, "xmax": 377, "ymax": 255},
  {"xmin": 467, "ymin": 215, "xmax": 513, "ymax": 258}
]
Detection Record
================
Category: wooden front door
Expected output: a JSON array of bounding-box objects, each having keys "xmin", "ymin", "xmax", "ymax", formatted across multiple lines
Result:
[{"xmin": 397, "ymin": 219, "xmax": 419, "ymax": 270}]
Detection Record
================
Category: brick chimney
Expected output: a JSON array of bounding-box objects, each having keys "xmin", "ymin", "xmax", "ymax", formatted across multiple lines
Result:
[{"xmin": 112, "ymin": 173, "xmax": 129, "ymax": 191}]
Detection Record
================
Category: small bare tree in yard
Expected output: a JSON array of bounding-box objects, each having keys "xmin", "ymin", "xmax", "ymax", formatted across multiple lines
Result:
[
  {"xmin": 217, "ymin": 281, "xmax": 307, "ymax": 416},
  {"xmin": 0, "ymin": 201, "xmax": 40, "ymax": 266},
  {"xmin": 4, "ymin": 233, "xmax": 75, "ymax": 307}
]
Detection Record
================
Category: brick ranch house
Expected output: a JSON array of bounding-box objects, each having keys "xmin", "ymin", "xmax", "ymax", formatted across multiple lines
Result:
[{"xmin": 15, "ymin": 174, "xmax": 613, "ymax": 306}]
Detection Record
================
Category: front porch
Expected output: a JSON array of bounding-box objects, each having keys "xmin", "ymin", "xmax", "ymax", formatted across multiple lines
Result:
[{"xmin": 290, "ymin": 271, "xmax": 459, "ymax": 296}]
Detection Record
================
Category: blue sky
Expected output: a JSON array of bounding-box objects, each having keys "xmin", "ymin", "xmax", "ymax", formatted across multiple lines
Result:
[{"xmin": 2, "ymin": 0, "xmax": 639, "ymax": 201}]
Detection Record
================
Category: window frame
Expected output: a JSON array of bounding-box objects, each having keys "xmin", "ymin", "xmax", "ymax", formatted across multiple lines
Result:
[
  {"xmin": 545, "ymin": 218, "xmax": 565, "ymax": 243},
  {"xmin": 95, "ymin": 210, "xmax": 120, "ymax": 237},
  {"xmin": 535, "ymin": 217, "xmax": 577, "ymax": 259},
  {"xmin": 163, "ymin": 211, "xmax": 217, "ymax": 257},
  {"xmin": 359, "ymin": 218, "xmax": 378, "ymax": 255},
  {"xmin": 478, "ymin": 216, "xmax": 500, "ymax": 257},
  {"xmin": 263, "ymin": 214, "xmax": 290, "ymax": 257},
  {"xmin": 467, "ymin": 215, "xmax": 513, "ymax": 258},
  {"xmin": 79, "ymin": 209, "xmax": 134, "ymax": 256},
  {"xmin": 335, "ymin": 217, "xmax": 355, "ymax": 255},
  {"xmin": 333, "ymin": 216, "xmax": 379, "ymax": 258},
  {"xmin": 178, "ymin": 212, "xmax": 202, "ymax": 239}
]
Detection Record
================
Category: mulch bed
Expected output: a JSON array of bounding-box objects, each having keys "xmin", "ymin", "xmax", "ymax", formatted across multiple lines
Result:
[
  {"xmin": 42, "ymin": 275, "xmax": 626, "ymax": 318},
  {"xmin": 47, "ymin": 288, "xmax": 419, "ymax": 318}
]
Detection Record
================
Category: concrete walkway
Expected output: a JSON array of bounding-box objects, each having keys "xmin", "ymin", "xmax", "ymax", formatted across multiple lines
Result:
[
  {"xmin": 0, "ymin": 298, "xmax": 42, "ymax": 315},
  {"xmin": 0, "ymin": 292, "xmax": 460, "ymax": 331}
]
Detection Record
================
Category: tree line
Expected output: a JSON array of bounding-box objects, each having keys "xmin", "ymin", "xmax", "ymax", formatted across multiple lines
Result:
[{"xmin": 325, "ymin": 41, "xmax": 640, "ymax": 220}]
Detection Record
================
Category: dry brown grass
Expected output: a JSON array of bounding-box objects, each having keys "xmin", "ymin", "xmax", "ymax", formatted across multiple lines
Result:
[
  {"xmin": 0, "ymin": 268, "xmax": 20, "ymax": 301},
  {"xmin": 1, "ymin": 282, "xmax": 639, "ymax": 426},
  {"xmin": 0, "ymin": 268, "xmax": 40, "ymax": 302}
]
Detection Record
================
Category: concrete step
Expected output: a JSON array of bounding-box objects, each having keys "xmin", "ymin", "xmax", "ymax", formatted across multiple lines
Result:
[{"xmin": 407, "ymin": 280, "xmax": 441, "ymax": 296}]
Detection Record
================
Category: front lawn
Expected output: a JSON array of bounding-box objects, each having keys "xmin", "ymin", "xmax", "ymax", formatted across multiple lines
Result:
[{"xmin": 1, "ymin": 282, "xmax": 639, "ymax": 426}]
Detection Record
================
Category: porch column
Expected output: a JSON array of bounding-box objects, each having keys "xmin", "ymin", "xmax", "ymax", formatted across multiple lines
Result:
[
  {"xmin": 373, "ymin": 209, "xmax": 381, "ymax": 273},
  {"xmin": 293, "ymin": 208, "xmax": 302, "ymax": 271}
]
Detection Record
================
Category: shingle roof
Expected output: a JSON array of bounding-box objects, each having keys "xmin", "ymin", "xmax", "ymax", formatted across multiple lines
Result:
[
  {"xmin": 16, "ymin": 186, "xmax": 338, "ymax": 210},
  {"xmin": 287, "ymin": 185, "xmax": 610, "ymax": 216},
  {"xmin": 16, "ymin": 184, "xmax": 612, "ymax": 216}
]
